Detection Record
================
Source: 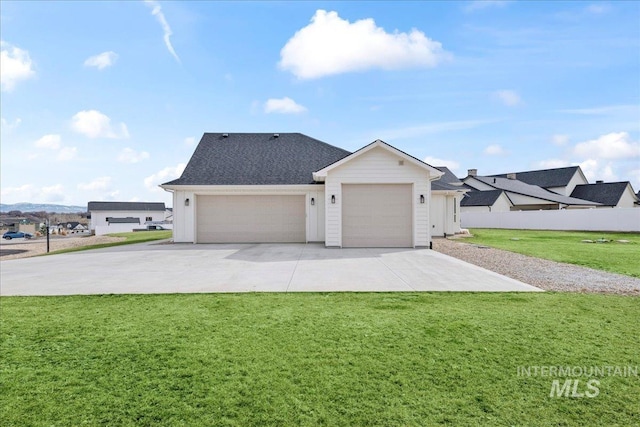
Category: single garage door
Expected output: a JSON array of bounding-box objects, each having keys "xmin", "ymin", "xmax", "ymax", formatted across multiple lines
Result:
[
  {"xmin": 342, "ymin": 184, "xmax": 412, "ymax": 247},
  {"xmin": 196, "ymin": 195, "xmax": 305, "ymax": 243}
]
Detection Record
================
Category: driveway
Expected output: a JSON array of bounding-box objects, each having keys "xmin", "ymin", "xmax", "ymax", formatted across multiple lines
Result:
[{"xmin": 0, "ymin": 242, "xmax": 542, "ymax": 295}]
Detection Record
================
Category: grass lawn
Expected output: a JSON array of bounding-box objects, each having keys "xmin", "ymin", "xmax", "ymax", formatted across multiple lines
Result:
[
  {"xmin": 465, "ymin": 229, "xmax": 640, "ymax": 278},
  {"xmin": 46, "ymin": 230, "xmax": 172, "ymax": 255},
  {"xmin": 1, "ymin": 293, "xmax": 638, "ymax": 426}
]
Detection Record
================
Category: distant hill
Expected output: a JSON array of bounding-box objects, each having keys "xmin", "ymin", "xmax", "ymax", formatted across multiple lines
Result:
[{"xmin": 0, "ymin": 203, "xmax": 87, "ymax": 213}]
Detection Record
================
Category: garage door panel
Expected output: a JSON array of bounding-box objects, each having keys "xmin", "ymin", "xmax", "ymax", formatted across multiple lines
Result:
[
  {"xmin": 342, "ymin": 184, "xmax": 412, "ymax": 247},
  {"xmin": 197, "ymin": 195, "xmax": 305, "ymax": 243}
]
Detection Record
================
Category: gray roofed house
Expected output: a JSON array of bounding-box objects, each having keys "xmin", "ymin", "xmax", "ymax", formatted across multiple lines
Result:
[
  {"xmin": 461, "ymin": 190, "xmax": 505, "ymax": 207},
  {"xmin": 161, "ymin": 134, "xmax": 453, "ymax": 246},
  {"xmin": 163, "ymin": 133, "xmax": 351, "ymax": 186},
  {"xmin": 490, "ymin": 166, "xmax": 581, "ymax": 189},
  {"xmin": 470, "ymin": 175, "xmax": 599, "ymax": 206},
  {"xmin": 570, "ymin": 182, "xmax": 638, "ymax": 208}
]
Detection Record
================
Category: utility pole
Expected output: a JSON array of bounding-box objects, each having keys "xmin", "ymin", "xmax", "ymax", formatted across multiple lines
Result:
[{"xmin": 46, "ymin": 217, "xmax": 50, "ymax": 253}]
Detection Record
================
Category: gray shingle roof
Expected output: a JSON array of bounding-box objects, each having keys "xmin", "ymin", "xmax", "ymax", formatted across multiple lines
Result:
[
  {"xmin": 570, "ymin": 182, "xmax": 632, "ymax": 206},
  {"xmin": 88, "ymin": 201, "xmax": 165, "ymax": 211},
  {"xmin": 470, "ymin": 176, "xmax": 599, "ymax": 206},
  {"xmin": 431, "ymin": 166, "xmax": 466, "ymax": 191},
  {"xmin": 163, "ymin": 133, "xmax": 351, "ymax": 186},
  {"xmin": 461, "ymin": 190, "xmax": 505, "ymax": 207},
  {"xmin": 490, "ymin": 166, "xmax": 580, "ymax": 188},
  {"xmin": 435, "ymin": 166, "xmax": 462, "ymax": 185}
]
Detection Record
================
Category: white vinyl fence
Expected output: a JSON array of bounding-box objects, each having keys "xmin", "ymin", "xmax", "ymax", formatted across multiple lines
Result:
[{"xmin": 461, "ymin": 208, "xmax": 640, "ymax": 232}]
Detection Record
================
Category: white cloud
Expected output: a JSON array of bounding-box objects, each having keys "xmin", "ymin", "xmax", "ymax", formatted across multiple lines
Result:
[
  {"xmin": 0, "ymin": 183, "xmax": 65, "ymax": 204},
  {"xmin": 578, "ymin": 159, "xmax": 617, "ymax": 183},
  {"xmin": 585, "ymin": 4, "xmax": 610, "ymax": 14},
  {"xmin": 70, "ymin": 110, "xmax": 129, "ymax": 139},
  {"xmin": 279, "ymin": 10, "xmax": 449, "ymax": 79},
  {"xmin": 144, "ymin": 163, "xmax": 186, "ymax": 192},
  {"xmin": 35, "ymin": 134, "xmax": 61, "ymax": 149},
  {"xmin": 1, "ymin": 41, "xmax": 35, "ymax": 91},
  {"xmin": 0, "ymin": 184, "xmax": 34, "ymax": 200},
  {"xmin": 534, "ymin": 159, "xmax": 570, "ymax": 169},
  {"xmin": 118, "ymin": 147, "xmax": 150, "ymax": 163},
  {"xmin": 1, "ymin": 117, "xmax": 22, "ymax": 132},
  {"xmin": 573, "ymin": 132, "xmax": 640, "ymax": 160},
  {"xmin": 184, "ymin": 136, "xmax": 196, "ymax": 146},
  {"xmin": 375, "ymin": 119, "xmax": 494, "ymax": 141},
  {"xmin": 144, "ymin": 0, "xmax": 180, "ymax": 63},
  {"xmin": 484, "ymin": 144, "xmax": 506, "ymax": 155},
  {"xmin": 40, "ymin": 184, "xmax": 65, "ymax": 202},
  {"xmin": 57, "ymin": 146, "xmax": 78, "ymax": 161},
  {"xmin": 264, "ymin": 97, "xmax": 307, "ymax": 114},
  {"xmin": 551, "ymin": 134, "xmax": 570, "ymax": 146},
  {"xmin": 464, "ymin": 1, "xmax": 511, "ymax": 13},
  {"xmin": 424, "ymin": 156, "xmax": 460, "ymax": 173},
  {"xmin": 84, "ymin": 51, "xmax": 118, "ymax": 70},
  {"xmin": 78, "ymin": 176, "xmax": 112, "ymax": 191},
  {"xmin": 493, "ymin": 90, "xmax": 521, "ymax": 107},
  {"xmin": 557, "ymin": 104, "xmax": 637, "ymax": 115}
]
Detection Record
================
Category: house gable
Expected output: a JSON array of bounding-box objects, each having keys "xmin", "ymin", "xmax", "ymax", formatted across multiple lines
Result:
[
  {"xmin": 313, "ymin": 139, "xmax": 443, "ymax": 182},
  {"xmin": 570, "ymin": 182, "xmax": 638, "ymax": 207}
]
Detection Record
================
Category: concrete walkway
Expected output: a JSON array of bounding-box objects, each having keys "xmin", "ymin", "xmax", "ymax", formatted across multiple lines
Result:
[{"xmin": 0, "ymin": 242, "xmax": 542, "ymax": 296}]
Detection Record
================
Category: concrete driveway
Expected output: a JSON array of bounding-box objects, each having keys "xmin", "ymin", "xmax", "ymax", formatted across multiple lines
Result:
[{"xmin": 0, "ymin": 242, "xmax": 542, "ymax": 296}]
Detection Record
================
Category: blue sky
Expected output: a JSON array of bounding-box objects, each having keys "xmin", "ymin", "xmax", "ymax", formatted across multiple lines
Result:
[{"xmin": 1, "ymin": 0, "xmax": 639, "ymax": 207}]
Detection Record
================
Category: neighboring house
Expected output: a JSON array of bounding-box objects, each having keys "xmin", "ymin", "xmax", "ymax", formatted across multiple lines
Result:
[
  {"xmin": 489, "ymin": 166, "xmax": 588, "ymax": 196},
  {"xmin": 570, "ymin": 181, "xmax": 639, "ymax": 208},
  {"xmin": 0, "ymin": 217, "xmax": 36, "ymax": 234},
  {"xmin": 88, "ymin": 201, "xmax": 166, "ymax": 234},
  {"xmin": 56, "ymin": 221, "xmax": 88, "ymax": 233},
  {"xmin": 430, "ymin": 166, "xmax": 468, "ymax": 236},
  {"xmin": 161, "ymin": 133, "xmax": 446, "ymax": 247},
  {"xmin": 462, "ymin": 170, "xmax": 600, "ymax": 210},
  {"xmin": 460, "ymin": 189, "xmax": 512, "ymax": 213}
]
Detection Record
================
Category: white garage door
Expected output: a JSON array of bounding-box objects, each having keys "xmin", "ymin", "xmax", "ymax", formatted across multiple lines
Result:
[
  {"xmin": 196, "ymin": 195, "xmax": 305, "ymax": 243},
  {"xmin": 342, "ymin": 184, "xmax": 413, "ymax": 247}
]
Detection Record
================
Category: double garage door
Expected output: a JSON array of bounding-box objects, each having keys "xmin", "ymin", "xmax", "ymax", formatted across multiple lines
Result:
[
  {"xmin": 195, "ymin": 185, "xmax": 413, "ymax": 247},
  {"xmin": 196, "ymin": 195, "xmax": 305, "ymax": 243}
]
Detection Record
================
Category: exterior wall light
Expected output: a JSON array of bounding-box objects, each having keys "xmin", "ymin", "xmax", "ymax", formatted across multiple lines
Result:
[
  {"xmin": 310, "ymin": 197, "xmax": 315, "ymax": 206},
  {"xmin": 420, "ymin": 195, "xmax": 425, "ymax": 204},
  {"xmin": 185, "ymin": 198, "xmax": 190, "ymax": 207},
  {"xmin": 331, "ymin": 195, "xmax": 336, "ymax": 204}
]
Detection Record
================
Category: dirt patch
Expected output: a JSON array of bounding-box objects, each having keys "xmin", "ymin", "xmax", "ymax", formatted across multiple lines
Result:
[{"xmin": 0, "ymin": 235, "xmax": 125, "ymax": 261}]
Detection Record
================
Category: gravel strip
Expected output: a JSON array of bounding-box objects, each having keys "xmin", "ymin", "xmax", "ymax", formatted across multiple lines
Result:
[
  {"xmin": 0, "ymin": 235, "xmax": 125, "ymax": 261},
  {"xmin": 433, "ymin": 237, "xmax": 640, "ymax": 296}
]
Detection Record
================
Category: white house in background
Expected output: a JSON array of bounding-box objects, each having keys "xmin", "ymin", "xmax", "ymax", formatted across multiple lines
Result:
[
  {"xmin": 161, "ymin": 133, "xmax": 458, "ymax": 247},
  {"xmin": 570, "ymin": 181, "xmax": 639, "ymax": 208},
  {"xmin": 88, "ymin": 201, "xmax": 166, "ymax": 235},
  {"xmin": 460, "ymin": 189, "xmax": 512, "ymax": 213},
  {"xmin": 462, "ymin": 169, "xmax": 600, "ymax": 211},
  {"xmin": 489, "ymin": 166, "xmax": 588, "ymax": 196}
]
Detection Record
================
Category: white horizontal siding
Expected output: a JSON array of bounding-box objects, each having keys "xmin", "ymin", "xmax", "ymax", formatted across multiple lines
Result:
[{"xmin": 324, "ymin": 147, "xmax": 432, "ymax": 247}]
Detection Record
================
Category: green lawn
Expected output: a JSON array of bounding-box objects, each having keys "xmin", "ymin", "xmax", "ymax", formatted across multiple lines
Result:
[
  {"xmin": 46, "ymin": 230, "xmax": 172, "ymax": 255},
  {"xmin": 465, "ymin": 229, "xmax": 640, "ymax": 278},
  {"xmin": 1, "ymin": 293, "xmax": 638, "ymax": 426}
]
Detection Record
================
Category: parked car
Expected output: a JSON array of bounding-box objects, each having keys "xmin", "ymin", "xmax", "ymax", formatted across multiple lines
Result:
[{"xmin": 2, "ymin": 231, "xmax": 34, "ymax": 240}]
